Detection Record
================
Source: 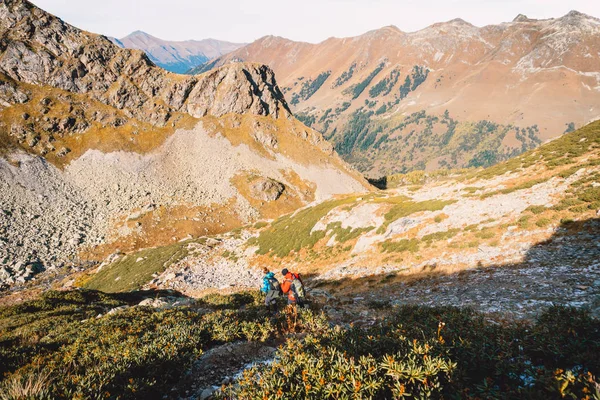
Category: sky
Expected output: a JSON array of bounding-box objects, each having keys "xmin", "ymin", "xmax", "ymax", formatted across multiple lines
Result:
[{"xmin": 33, "ymin": 0, "xmax": 600, "ymax": 44}]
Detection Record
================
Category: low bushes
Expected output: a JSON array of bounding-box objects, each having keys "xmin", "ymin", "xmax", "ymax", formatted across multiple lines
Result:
[
  {"xmin": 0, "ymin": 290, "xmax": 279, "ymax": 399},
  {"xmin": 2, "ymin": 291, "xmax": 598, "ymax": 399},
  {"xmin": 220, "ymin": 306, "xmax": 600, "ymax": 399}
]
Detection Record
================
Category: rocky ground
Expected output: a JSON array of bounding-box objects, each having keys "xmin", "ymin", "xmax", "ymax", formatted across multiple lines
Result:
[
  {"xmin": 157, "ymin": 216, "xmax": 599, "ymax": 399},
  {"xmin": 316, "ymin": 220, "xmax": 600, "ymax": 323},
  {"xmin": 146, "ymin": 234, "xmax": 263, "ymax": 295},
  {"xmin": 176, "ymin": 341, "xmax": 277, "ymax": 400},
  {"xmin": 0, "ymin": 154, "xmax": 104, "ymax": 289}
]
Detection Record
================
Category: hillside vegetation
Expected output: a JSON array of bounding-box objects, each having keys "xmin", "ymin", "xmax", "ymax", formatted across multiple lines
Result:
[
  {"xmin": 0, "ymin": 291, "xmax": 598, "ymax": 399},
  {"xmin": 2, "ymin": 89, "xmax": 599, "ymax": 400},
  {"xmin": 312, "ymin": 108, "xmax": 544, "ymax": 177}
]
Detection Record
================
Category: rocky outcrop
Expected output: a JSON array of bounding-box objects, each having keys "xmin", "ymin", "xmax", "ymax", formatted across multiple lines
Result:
[
  {"xmin": 0, "ymin": 0, "xmax": 290, "ymax": 125},
  {"xmin": 250, "ymin": 178, "xmax": 285, "ymax": 201},
  {"xmin": 0, "ymin": 76, "xmax": 28, "ymax": 107}
]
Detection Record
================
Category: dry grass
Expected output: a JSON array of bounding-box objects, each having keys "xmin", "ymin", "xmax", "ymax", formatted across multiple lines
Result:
[
  {"xmin": 0, "ymin": 79, "xmax": 197, "ymax": 168},
  {"xmin": 0, "ymin": 369, "xmax": 52, "ymax": 400},
  {"xmin": 80, "ymin": 201, "xmax": 242, "ymax": 262}
]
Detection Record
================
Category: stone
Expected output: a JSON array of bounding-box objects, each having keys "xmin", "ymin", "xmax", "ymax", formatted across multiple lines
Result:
[
  {"xmin": 106, "ymin": 306, "xmax": 128, "ymax": 316},
  {"xmin": 199, "ymin": 387, "xmax": 216, "ymax": 400},
  {"xmin": 252, "ymin": 129, "xmax": 278, "ymax": 149},
  {"xmin": 250, "ymin": 178, "xmax": 285, "ymax": 202},
  {"xmin": 163, "ymin": 272, "xmax": 176, "ymax": 281}
]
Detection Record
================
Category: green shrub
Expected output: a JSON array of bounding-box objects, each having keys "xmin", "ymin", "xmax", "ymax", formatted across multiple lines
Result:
[
  {"xmin": 578, "ymin": 186, "xmax": 600, "ymax": 203},
  {"xmin": 518, "ymin": 215, "xmax": 531, "ymax": 229},
  {"xmin": 569, "ymin": 205, "xmax": 591, "ymax": 214},
  {"xmin": 380, "ymin": 238, "xmax": 420, "ymax": 253},
  {"xmin": 0, "ymin": 290, "xmax": 280, "ymax": 399},
  {"xmin": 526, "ymin": 205, "xmax": 548, "ymax": 215},
  {"xmin": 327, "ymin": 222, "xmax": 374, "ymax": 244},
  {"xmin": 369, "ymin": 68, "xmax": 401, "ymax": 98},
  {"xmin": 332, "ymin": 63, "xmax": 356, "ymax": 88},
  {"xmin": 553, "ymin": 197, "xmax": 583, "ymax": 211},
  {"xmin": 219, "ymin": 306, "xmax": 600, "ymax": 399},
  {"xmin": 3, "ymin": 294, "xmax": 599, "ymax": 399},
  {"xmin": 422, "ymin": 228, "xmax": 460, "ymax": 243},
  {"xmin": 464, "ymin": 224, "xmax": 479, "ymax": 232},
  {"xmin": 536, "ymin": 217, "xmax": 552, "ymax": 227},
  {"xmin": 382, "ymin": 199, "xmax": 456, "ymax": 230},
  {"xmin": 346, "ymin": 63, "xmax": 385, "ymax": 100},
  {"xmin": 83, "ymin": 239, "xmax": 199, "ymax": 293},
  {"xmin": 399, "ymin": 65, "xmax": 429, "ymax": 99},
  {"xmin": 290, "ymin": 71, "xmax": 331, "ymax": 105},
  {"xmin": 253, "ymin": 221, "xmax": 268, "ymax": 229},
  {"xmin": 295, "ymin": 112, "xmax": 316, "ymax": 127},
  {"xmin": 374, "ymin": 104, "xmax": 387, "ymax": 115},
  {"xmin": 475, "ymin": 229, "xmax": 495, "ymax": 239}
]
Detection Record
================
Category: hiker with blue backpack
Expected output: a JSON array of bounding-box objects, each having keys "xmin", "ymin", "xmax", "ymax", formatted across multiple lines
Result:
[
  {"xmin": 260, "ymin": 267, "xmax": 282, "ymax": 313},
  {"xmin": 280, "ymin": 268, "xmax": 307, "ymax": 308}
]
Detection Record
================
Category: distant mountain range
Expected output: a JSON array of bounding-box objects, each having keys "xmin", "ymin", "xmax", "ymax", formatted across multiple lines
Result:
[
  {"xmin": 194, "ymin": 11, "xmax": 600, "ymax": 177},
  {"xmin": 109, "ymin": 31, "xmax": 245, "ymax": 73}
]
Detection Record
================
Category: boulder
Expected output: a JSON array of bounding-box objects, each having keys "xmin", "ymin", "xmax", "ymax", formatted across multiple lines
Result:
[{"xmin": 250, "ymin": 178, "xmax": 285, "ymax": 202}]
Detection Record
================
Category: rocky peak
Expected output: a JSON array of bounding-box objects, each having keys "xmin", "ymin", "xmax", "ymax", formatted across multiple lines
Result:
[
  {"xmin": 555, "ymin": 10, "xmax": 600, "ymax": 29},
  {"xmin": 447, "ymin": 18, "xmax": 473, "ymax": 26},
  {"xmin": 125, "ymin": 30, "xmax": 150, "ymax": 38},
  {"xmin": 365, "ymin": 25, "xmax": 406, "ymax": 40},
  {"xmin": 513, "ymin": 14, "xmax": 531, "ymax": 23},
  {"xmin": 563, "ymin": 10, "xmax": 588, "ymax": 19},
  {"xmin": 257, "ymin": 35, "xmax": 296, "ymax": 48},
  {"xmin": 0, "ymin": 0, "xmax": 290, "ymax": 124}
]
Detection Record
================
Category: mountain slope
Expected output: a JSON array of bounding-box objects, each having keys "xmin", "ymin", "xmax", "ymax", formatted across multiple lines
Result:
[
  {"xmin": 0, "ymin": 0, "xmax": 368, "ymax": 288},
  {"xmin": 95, "ymin": 120, "xmax": 600, "ymax": 319},
  {"xmin": 194, "ymin": 12, "xmax": 600, "ymax": 177},
  {"xmin": 110, "ymin": 31, "xmax": 244, "ymax": 73}
]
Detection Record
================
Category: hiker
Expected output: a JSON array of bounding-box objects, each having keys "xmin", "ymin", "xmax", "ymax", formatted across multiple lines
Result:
[
  {"xmin": 280, "ymin": 268, "xmax": 307, "ymax": 308},
  {"xmin": 260, "ymin": 267, "xmax": 282, "ymax": 313}
]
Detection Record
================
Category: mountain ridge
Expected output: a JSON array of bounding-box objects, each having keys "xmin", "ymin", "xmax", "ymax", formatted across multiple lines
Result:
[
  {"xmin": 110, "ymin": 30, "xmax": 245, "ymax": 73},
  {"xmin": 192, "ymin": 10, "xmax": 600, "ymax": 177}
]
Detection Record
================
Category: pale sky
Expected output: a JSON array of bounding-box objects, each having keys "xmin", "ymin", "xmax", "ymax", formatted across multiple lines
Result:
[{"xmin": 33, "ymin": 0, "xmax": 600, "ymax": 44}]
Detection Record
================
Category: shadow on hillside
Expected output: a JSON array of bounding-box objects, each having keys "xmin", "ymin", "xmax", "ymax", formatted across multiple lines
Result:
[
  {"xmin": 111, "ymin": 288, "xmax": 190, "ymax": 303},
  {"xmin": 368, "ymin": 176, "xmax": 388, "ymax": 190},
  {"xmin": 35, "ymin": 288, "xmax": 191, "ymax": 308},
  {"xmin": 305, "ymin": 217, "xmax": 600, "ymax": 318}
]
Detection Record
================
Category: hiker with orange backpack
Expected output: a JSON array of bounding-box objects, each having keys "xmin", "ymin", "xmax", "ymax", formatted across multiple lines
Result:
[{"xmin": 280, "ymin": 268, "xmax": 307, "ymax": 308}]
